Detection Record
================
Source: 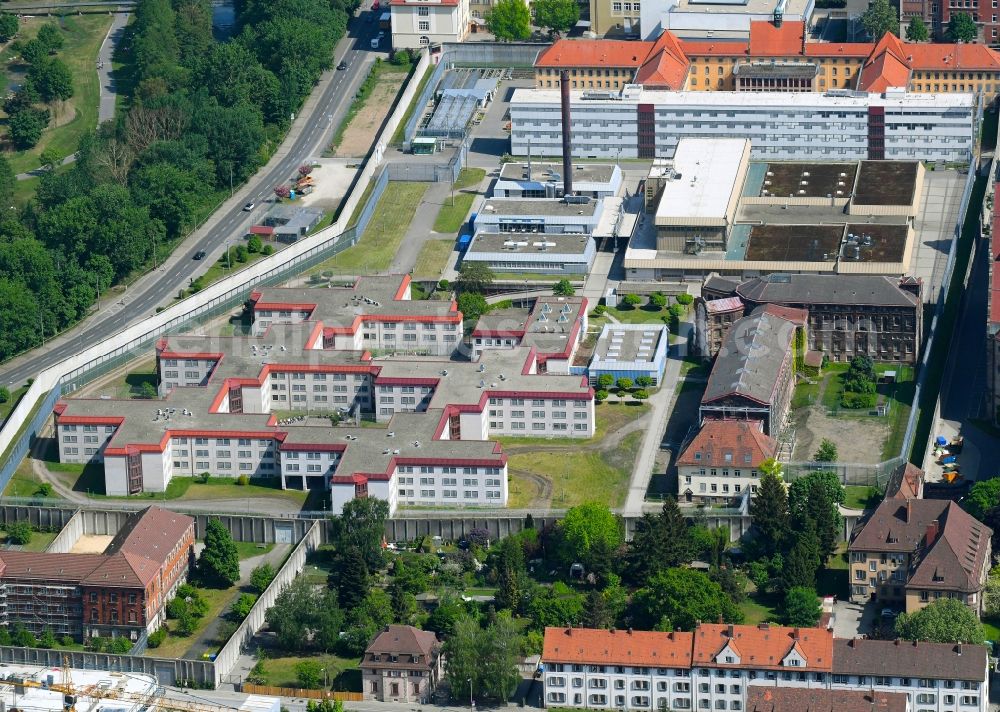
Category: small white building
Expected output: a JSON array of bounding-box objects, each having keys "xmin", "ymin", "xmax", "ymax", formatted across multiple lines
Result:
[
  {"xmin": 494, "ymin": 163, "xmax": 624, "ymax": 199},
  {"xmin": 390, "ymin": 0, "xmax": 470, "ymax": 49},
  {"xmin": 588, "ymin": 323, "xmax": 670, "ymax": 386},
  {"xmin": 640, "ymin": 0, "xmax": 815, "ymax": 41}
]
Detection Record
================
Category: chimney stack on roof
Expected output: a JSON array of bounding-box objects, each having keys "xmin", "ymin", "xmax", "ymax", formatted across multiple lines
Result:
[{"xmin": 926, "ymin": 519, "xmax": 940, "ymax": 547}]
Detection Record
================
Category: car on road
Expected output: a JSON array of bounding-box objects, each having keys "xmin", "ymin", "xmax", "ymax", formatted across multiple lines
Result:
[
  {"xmin": 193, "ymin": 250, "xmax": 206, "ymax": 260},
  {"xmin": 337, "ymin": 60, "xmax": 348, "ymax": 70},
  {"xmin": 242, "ymin": 201, "xmax": 256, "ymax": 211}
]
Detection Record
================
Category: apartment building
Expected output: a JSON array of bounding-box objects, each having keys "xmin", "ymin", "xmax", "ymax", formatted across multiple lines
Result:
[
  {"xmin": 471, "ymin": 297, "xmax": 589, "ymax": 372},
  {"xmin": 735, "ymin": 274, "xmax": 923, "ymax": 364},
  {"xmin": 249, "ymin": 275, "xmax": 462, "ymax": 356},
  {"xmin": 745, "ymin": 687, "xmax": 908, "ymax": 712},
  {"xmin": 535, "ymin": 21, "xmax": 1000, "ymax": 95},
  {"xmin": 390, "ymin": 0, "xmax": 470, "ymax": 49},
  {"xmin": 510, "ymin": 85, "xmax": 976, "ymax": 163},
  {"xmin": 0, "ymin": 507, "xmax": 194, "ymax": 641},
  {"xmin": 700, "ymin": 306, "xmax": 801, "ymax": 436},
  {"xmin": 55, "ymin": 316, "xmax": 592, "ymax": 511},
  {"xmin": 542, "ymin": 625, "xmax": 989, "ymax": 712},
  {"xmin": 675, "ymin": 419, "xmax": 778, "ymax": 503},
  {"xmin": 848, "ymin": 498, "xmax": 992, "ymax": 614}
]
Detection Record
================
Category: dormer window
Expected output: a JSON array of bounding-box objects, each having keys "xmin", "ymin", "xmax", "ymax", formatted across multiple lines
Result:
[
  {"xmin": 374, "ymin": 654, "xmax": 381, "ymax": 662},
  {"xmin": 390, "ymin": 655, "xmax": 399, "ymax": 663},
  {"xmin": 724, "ymin": 656, "xmax": 734, "ymax": 664},
  {"xmin": 787, "ymin": 659, "xmax": 800, "ymax": 667}
]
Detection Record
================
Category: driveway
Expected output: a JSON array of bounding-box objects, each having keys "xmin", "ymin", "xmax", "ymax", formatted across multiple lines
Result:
[{"xmin": 832, "ymin": 599, "xmax": 879, "ymax": 639}]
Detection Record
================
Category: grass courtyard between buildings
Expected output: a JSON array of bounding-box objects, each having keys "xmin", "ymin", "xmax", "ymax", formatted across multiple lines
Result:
[{"xmin": 500, "ymin": 402, "xmax": 650, "ymax": 509}]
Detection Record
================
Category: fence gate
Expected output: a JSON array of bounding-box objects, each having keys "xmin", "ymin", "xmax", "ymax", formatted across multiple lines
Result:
[
  {"xmin": 274, "ymin": 522, "xmax": 294, "ymax": 544},
  {"xmin": 154, "ymin": 663, "xmax": 177, "ymax": 686}
]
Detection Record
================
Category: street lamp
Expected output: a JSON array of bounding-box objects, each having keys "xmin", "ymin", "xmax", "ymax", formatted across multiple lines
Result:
[
  {"xmin": 322, "ymin": 667, "xmax": 328, "ymax": 689},
  {"xmin": 468, "ymin": 677, "xmax": 474, "ymax": 711}
]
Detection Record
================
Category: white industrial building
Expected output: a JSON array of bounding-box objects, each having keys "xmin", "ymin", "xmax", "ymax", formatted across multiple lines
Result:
[
  {"xmin": 510, "ymin": 87, "xmax": 976, "ymax": 162},
  {"xmin": 0, "ymin": 666, "xmax": 158, "ymax": 711},
  {"xmin": 493, "ymin": 163, "xmax": 624, "ymax": 199},
  {"xmin": 640, "ymin": 0, "xmax": 814, "ymax": 40}
]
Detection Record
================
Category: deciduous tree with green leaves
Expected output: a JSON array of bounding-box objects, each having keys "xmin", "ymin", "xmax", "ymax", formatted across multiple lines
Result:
[
  {"xmin": 458, "ymin": 261, "xmax": 495, "ymax": 293},
  {"xmin": 947, "ymin": 12, "xmax": 978, "ymax": 41},
  {"xmin": 813, "ymin": 438, "xmax": 838, "ymax": 462},
  {"xmin": 906, "ymin": 15, "xmax": 929, "ymax": 41},
  {"xmin": 632, "ymin": 568, "xmax": 743, "ymax": 631},
  {"xmin": 895, "ymin": 598, "xmax": 985, "ymax": 644},
  {"xmin": 553, "ymin": 278, "xmax": 576, "ymax": 296},
  {"xmin": 556, "ymin": 502, "xmax": 624, "ymax": 570},
  {"xmin": 0, "ymin": 14, "xmax": 20, "ymax": 43},
  {"xmin": 962, "ymin": 477, "xmax": 1000, "ymax": 520},
  {"xmin": 486, "ymin": 0, "xmax": 532, "ymax": 40},
  {"xmin": 533, "ymin": 0, "xmax": 580, "ymax": 33},
  {"xmin": 860, "ymin": 0, "xmax": 900, "ymax": 39},
  {"xmin": 334, "ymin": 496, "xmax": 390, "ymax": 571},
  {"xmin": 199, "ymin": 518, "xmax": 240, "ymax": 586},
  {"xmin": 784, "ymin": 586, "xmax": 821, "ymax": 627}
]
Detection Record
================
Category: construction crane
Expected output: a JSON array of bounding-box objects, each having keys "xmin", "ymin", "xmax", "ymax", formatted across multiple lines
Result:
[{"xmin": 7, "ymin": 657, "xmax": 238, "ymax": 712}]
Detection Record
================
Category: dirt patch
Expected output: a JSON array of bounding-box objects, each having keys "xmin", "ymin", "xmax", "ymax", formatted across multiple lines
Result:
[
  {"xmin": 70, "ymin": 534, "xmax": 113, "ymax": 554},
  {"xmin": 335, "ymin": 77, "xmax": 405, "ymax": 158},
  {"xmin": 790, "ymin": 377, "xmax": 890, "ymax": 464}
]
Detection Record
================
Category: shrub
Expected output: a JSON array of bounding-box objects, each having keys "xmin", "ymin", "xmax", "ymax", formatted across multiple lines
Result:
[
  {"xmin": 35, "ymin": 482, "xmax": 53, "ymax": 497},
  {"xmin": 60, "ymin": 635, "xmax": 74, "ymax": 647},
  {"xmin": 0, "ymin": 386, "xmax": 9, "ymax": 403},
  {"xmin": 592, "ymin": 304, "xmax": 607, "ymax": 316},
  {"xmin": 248, "ymin": 235, "xmax": 263, "ymax": 253},
  {"xmin": 230, "ymin": 593, "xmax": 258, "ymax": 622},
  {"xmin": 6, "ymin": 521, "xmax": 32, "ymax": 545},
  {"xmin": 621, "ymin": 293, "xmax": 642, "ymax": 308},
  {"xmin": 391, "ymin": 48, "xmax": 412, "ymax": 65},
  {"xmin": 250, "ymin": 563, "xmax": 277, "ymax": 594},
  {"xmin": 648, "ymin": 293, "xmax": 667, "ymax": 309},
  {"xmin": 37, "ymin": 629, "xmax": 56, "ymax": 649},
  {"xmin": 262, "ymin": 244, "xmax": 275, "ymax": 256},
  {"xmin": 236, "ymin": 474, "xmax": 250, "ymax": 486},
  {"xmin": 198, "ymin": 472, "xmax": 211, "ymax": 484},
  {"xmin": 235, "ymin": 245, "xmax": 249, "ymax": 263},
  {"xmin": 675, "ymin": 293, "xmax": 694, "ymax": 306},
  {"xmin": 439, "ymin": 279, "xmax": 450, "ymax": 290},
  {"xmin": 110, "ymin": 636, "xmax": 133, "ymax": 654},
  {"xmin": 166, "ymin": 597, "xmax": 188, "ymax": 620},
  {"xmin": 147, "ymin": 628, "xmax": 167, "ymax": 648},
  {"xmin": 841, "ymin": 392, "xmax": 877, "ymax": 409},
  {"xmin": 595, "ymin": 389, "xmax": 609, "ymax": 402},
  {"xmin": 296, "ymin": 660, "xmax": 324, "ymax": 689}
]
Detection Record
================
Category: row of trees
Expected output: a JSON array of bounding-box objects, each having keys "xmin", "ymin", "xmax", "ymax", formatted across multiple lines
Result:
[
  {"xmin": 0, "ymin": 0, "xmax": 353, "ymax": 364},
  {"xmin": 486, "ymin": 0, "xmax": 579, "ymax": 40},
  {"xmin": 862, "ymin": 0, "xmax": 977, "ymax": 42}
]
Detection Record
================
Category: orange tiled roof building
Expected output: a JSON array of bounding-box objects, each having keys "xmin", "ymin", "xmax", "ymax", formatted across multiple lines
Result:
[{"xmin": 535, "ymin": 20, "xmax": 1000, "ymax": 96}]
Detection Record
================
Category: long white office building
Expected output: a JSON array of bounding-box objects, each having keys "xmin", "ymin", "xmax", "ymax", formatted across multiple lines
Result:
[{"xmin": 510, "ymin": 87, "xmax": 976, "ymax": 162}]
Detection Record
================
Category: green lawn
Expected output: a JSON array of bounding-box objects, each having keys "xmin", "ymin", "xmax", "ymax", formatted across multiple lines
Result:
[
  {"xmin": 843, "ymin": 485, "xmax": 881, "ymax": 511},
  {"xmin": 791, "ymin": 378, "xmax": 821, "ymax": 409},
  {"xmin": 3, "ymin": 15, "xmax": 114, "ymax": 175},
  {"xmin": 3, "ymin": 463, "xmax": 45, "ymax": 497},
  {"xmin": 235, "ymin": 541, "xmax": 275, "ymax": 560},
  {"xmin": 679, "ymin": 358, "xmax": 710, "ymax": 379},
  {"xmin": 608, "ymin": 305, "xmax": 669, "ymax": 324},
  {"xmin": 146, "ymin": 584, "xmax": 239, "ymax": 659},
  {"xmin": 739, "ymin": 593, "xmax": 780, "ymax": 625},
  {"xmin": 259, "ymin": 652, "xmax": 360, "ymax": 691},
  {"xmin": 454, "ymin": 167, "xmax": 486, "ymax": 191},
  {"xmin": 309, "ymin": 182, "xmax": 428, "ymax": 274},
  {"xmin": 413, "ymin": 239, "xmax": 454, "ymax": 279},
  {"xmin": 0, "ymin": 530, "xmax": 58, "ymax": 552},
  {"xmin": 432, "ymin": 191, "xmax": 475, "ymax": 233},
  {"xmin": 983, "ymin": 618, "xmax": 1000, "ymax": 642}
]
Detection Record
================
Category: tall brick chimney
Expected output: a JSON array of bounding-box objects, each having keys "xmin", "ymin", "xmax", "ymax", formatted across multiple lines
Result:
[{"xmin": 925, "ymin": 520, "xmax": 940, "ymax": 546}]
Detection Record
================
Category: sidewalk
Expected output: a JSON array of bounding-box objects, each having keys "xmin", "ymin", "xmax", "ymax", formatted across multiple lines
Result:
[{"xmin": 390, "ymin": 181, "xmax": 455, "ymax": 274}]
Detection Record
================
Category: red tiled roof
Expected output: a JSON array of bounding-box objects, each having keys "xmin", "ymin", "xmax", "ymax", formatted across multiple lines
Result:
[
  {"xmin": 692, "ymin": 623, "xmax": 834, "ymax": 672},
  {"xmin": 683, "ymin": 40, "xmax": 749, "ymax": 57},
  {"xmin": 748, "ymin": 20, "xmax": 804, "ymax": 56},
  {"xmin": 906, "ymin": 42, "xmax": 1000, "ymax": 70},
  {"xmin": 107, "ymin": 506, "xmax": 194, "ymax": 569},
  {"xmin": 536, "ymin": 38, "xmax": 650, "ymax": 68},
  {"xmin": 858, "ymin": 33, "xmax": 912, "ymax": 91},
  {"xmin": 0, "ymin": 551, "xmax": 109, "ymax": 582},
  {"xmin": 756, "ymin": 303, "xmax": 808, "ymax": 325},
  {"xmin": 675, "ymin": 420, "xmax": 777, "ymax": 468},
  {"xmin": 635, "ymin": 31, "xmax": 690, "ymax": 89},
  {"xmin": 747, "ymin": 687, "xmax": 907, "ymax": 712},
  {"xmin": 543, "ymin": 627, "xmax": 694, "ymax": 668},
  {"xmin": 803, "ymin": 43, "xmax": 874, "ymax": 58}
]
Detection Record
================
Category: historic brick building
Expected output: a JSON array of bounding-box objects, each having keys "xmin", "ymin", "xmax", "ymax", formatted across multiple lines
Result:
[{"xmin": 0, "ymin": 507, "xmax": 194, "ymax": 641}]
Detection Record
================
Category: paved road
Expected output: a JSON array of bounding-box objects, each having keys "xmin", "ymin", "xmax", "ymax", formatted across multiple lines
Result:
[
  {"xmin": 0, "ymin": 15, "xmax": 383, "ymax": 390},
  {"xmin": 15, "ymin": 12, "xmax": 128, "ymax": 181}
]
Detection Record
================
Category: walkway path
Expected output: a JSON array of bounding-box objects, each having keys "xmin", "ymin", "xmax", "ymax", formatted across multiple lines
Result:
[
  {"xmin": 15, "ymin": 12, "xmax": 129, "ymax": 180},
  {"xmin": 622, "ymin": 320, "xmax": 692, "ymax": 515}
]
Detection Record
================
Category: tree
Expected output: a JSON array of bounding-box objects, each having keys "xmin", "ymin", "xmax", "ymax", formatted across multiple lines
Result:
[
  {"xmin": 0, "ymin": 14, "xmax": 20, "ymax": 43},
  {"xmin": 676, "ymin": 293, "xmax": 693, "ymax": 306},
  {"xmin": 458, "ymin": 262, "xmax": 495, "ymax": 293},
  {"xmin": 984, "ymin": 569, "xmax": 1000, "ymax": 618},
  {"xmin": 444, "ymin": 612, "xmax": 523, "ymax": 703},
  {"xmin": 749, "ymin": 462, "xmax": 789, "ymax": 556},
  {"xmin": 634, "ymin": 389, "xmax": 650, "ymax": 402},
  {"xmin": 533, "ymin": 0, "xmax": 580, "ymax": 33},
  {"xmin": 527, "ymin": 581, "xmax": 585, "ymax": 628},
  {"xmin": 250, "ymin": 563, "xmax": 276, "ymax": 594},
  {"xmin": 457, "ymin": 292, "xmax": 489, "ymax": 321},
  {"xmin": 947, "ymin": 12, "xmax": 978, "ymax": 41},
  {"xmin": 37, "ymin": 628, "xmax": 57, "ymax": 649},
  {"xmin": 331, "ymin": 546, "xmax": 369, "ymax": 610},
  {"xmin": 962, "ymin": 477, "xmax": 1000, "ymax": 520},
  {"xmin": 802, "ymin": 477, "xmax": 842, "ymax": 561},
  {"xmin": 199, "ymin": 518, "xmax": 240, "ymax": 586},
  {"xmin": 492, "ymin": 536, "xmax": 527, "ymax": 612},
  {"xmin": 30, "ymin": 58, "xmax": 74, "ymax": 102},
  {"xmin": 895, "ymin": 598, "xmax": 986, "ymax": 644},
  {"xmin": 0, "ymin": 155, "xmax": 13, "ymax": 205},
  {"xmin": 138, "ymin": 381, "xmax": 158, "ymax": 399},
  {"xmin": 597, "ymin": 374, "xmax": 615, "ymax": 390},
  {"xmin": 9, "ymin": 107, "xmax": 49, "ymax": 149},
  {"xmin": 296, "ymin": 660, "xmax": 324, "ymax": 689},
  {"xmin": 906, "ymin": 15, "xmax": 930, "ymax": 41},
  {"xmin": 6, "ymin": 521, "xmax": 32, "ymax": 545},
  {"xmin": 616, "ymin": 377, "xmax": 634, "ymax": 392},
  {"xmin": 35, "ymin": 23, "xmax": 64, "ymax": 53},
  {"xmin": 334, "ymin": 497, "xmax": 390, "ymax": 571},
  {"xmin": 553, "ymin": 278, "xmax": 575, "ymax": 296},
  {"xmin": 248, "ymin": 235, "xmax": 263, "ymax": 253},
  {"xmin": 20, "ymin": 38, "xmax": 47, "ymax": 65},
  {"xmin": 594, "ymin": 389, "xmax": 609, "ymax": 402},
  {"xmin": 784, "ymin": 587, "xmax": 821, "ymax": 627},
  {"xmin": 12, "ymin": 625, "xmax": 36, "ymax": 647},
  {"xmin": 274, "ymin": 184, "xmax": 290, "ymax": 200},
  {"xmin": 627, "ymin": 498, "xmax": 693, "ymax": 583},
  {"xmin": 622, "ymin": 293, "xmax": 642, "ymax": 308},
  {"xmin": 486, "ymin": 0, "xmax": 532, "ymax": 40},
  {"xmin": 813, "ymin": 439, "xmax": 838, "ymax": 462},
  {"xmin": 298, "ymin": 164, "xmax": 314, "ymax": 177},
  {"xmin": 230, "ymin": 593, "xmax": 258, "ymax": 621},
  {"xmin": 782, "ymin": 521, "xmax": 821, "ymax": 591},
  {"xmin": 235, "ymin": 244, "xmax": 248, "ymax": 263},
  {"xmin": 0, "ymin": 386, "xmax": 9, "ymax": 403},
  {"xmin": 860, "ymin": 0, "xmax": 899, "ymax": 39},
  {"xmin": 636, "ymin": 375, "xmax": 654, "ymax": 388},
  {"xmin": 556, "ymin": 502, "xmax": 623, "ymax": 570},
  {"xmin": 649, "ymin": 292, "xmax": 667, "ymax": 309},
  {"xmin": 632, "ymin": 568, "xmax": 742, "ymax": 631},
  {"xmin": 265, "ymin": 578, "xmax": 343, "ymax": 652}
]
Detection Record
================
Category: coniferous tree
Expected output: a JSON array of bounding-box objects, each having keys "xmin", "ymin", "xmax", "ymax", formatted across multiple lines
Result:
[{"xmin": 749, "ymin": 462, "xmax": 790, "ymax": 556}]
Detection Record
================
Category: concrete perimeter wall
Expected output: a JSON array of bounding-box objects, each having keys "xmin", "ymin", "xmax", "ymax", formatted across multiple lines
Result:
[
  {"xmin": 0, "ymin": 646, "xmax": 215, "ymax": 687},
  {"xmin": 213, "ymin": 521, "xmax": 323, "ymax": 683},
  {"xmin": 45, "ymin": 509, "xmax": 84, "ymax": 553}
]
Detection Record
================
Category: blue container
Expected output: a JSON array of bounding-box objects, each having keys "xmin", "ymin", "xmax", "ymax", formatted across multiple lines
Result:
[{"xmin": 458, "ymin": 234, "xmax": 472, "ymax": 252}]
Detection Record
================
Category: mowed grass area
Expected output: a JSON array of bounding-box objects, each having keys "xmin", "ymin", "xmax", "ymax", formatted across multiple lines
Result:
[
  {"xmin": 843, "ymin": 485, "xmax": 881, "ymax": 511},
  {"xmin": 413, "ymin": 238, "xmax": 454, "ymax": 279},
  {"xmin": 259, "ymin": 652, "xmax": 361, "ymax": 690},
  {"xmin": 309, "ymin": 182, "xmax": 428, "ymax": 274},
  {"xmin": 608, "ymin": 305, "xmax": 670, "ymax": 324},
  {"xmin": 739, "ymin": 592, "xmax": 780, "ymax": 625},
  {"xmin": 0, "ymin": 385, "xmax": 29, "ymax": 425},
  {"xmin": 0, "ymin": 530, "xmax": 57, "ymax": 552},
  {"xmin": 432, "ymin": 192, "xmax": 475, "ymax": 233},
  {"xmin": 506, "ymin": 430, "xmax": 642, "ymax": 509},
  {"xmin": 454, "ymin": 167, "xmax": 486, "ymax": 191},
  {"xmin": 3, "ymin": 15, "xmax": 114, "ymax": 175},
  {"xmin": 235, "ymin": 541, "xmax": 275, "ymax": 560}
]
